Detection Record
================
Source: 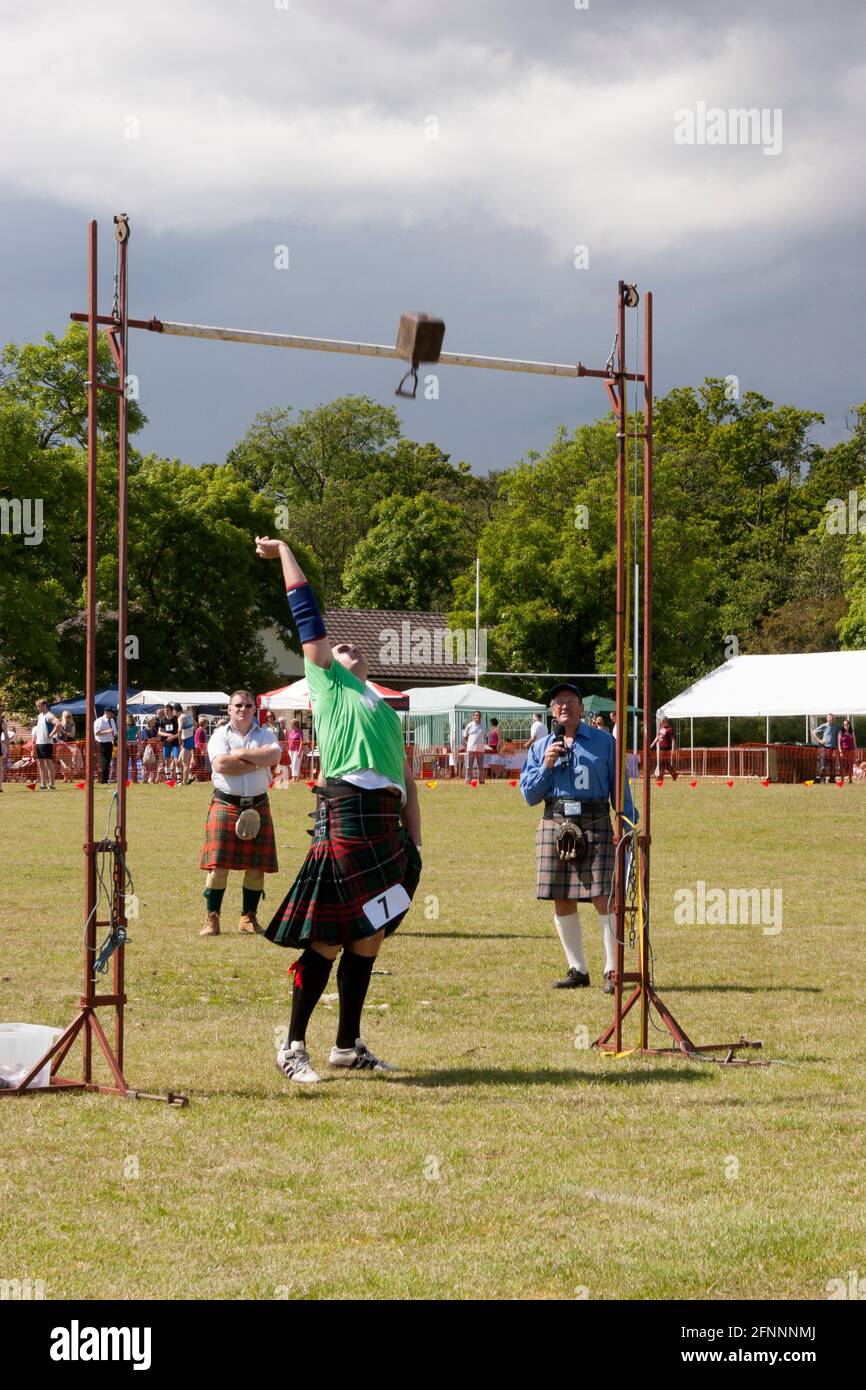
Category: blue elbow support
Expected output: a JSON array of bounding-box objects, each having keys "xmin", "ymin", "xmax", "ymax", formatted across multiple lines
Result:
[{"xmin": 286, "ymin": 582, "xmax": 326, "ymax": 642}]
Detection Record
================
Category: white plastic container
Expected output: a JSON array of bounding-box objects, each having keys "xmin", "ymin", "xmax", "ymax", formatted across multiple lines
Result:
[{"xmin": 0, "ymin": 1023, "xmax": 63, "ymax": 1090}]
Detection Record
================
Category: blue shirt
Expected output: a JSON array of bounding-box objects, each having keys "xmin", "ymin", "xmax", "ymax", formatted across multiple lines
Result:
[
  {"xmin": 520, "ymin": 722, "xmax": 637, "ymax": 824},
  {"xmin": 815, "ymin": 721, "xmax": 840, "ymax": 748}
]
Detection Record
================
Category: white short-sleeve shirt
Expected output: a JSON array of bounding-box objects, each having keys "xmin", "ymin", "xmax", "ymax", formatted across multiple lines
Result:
[
  {"xmin": 530, "ymin": 717, "xmax": 547, "ymax": 742},
  {"xmin": 463, "ymin": 720, "xmax": 488, "ymax": 751},
  {"xmin": 208, "ymin": 722, "xmax": 278, "ymax": 797}
]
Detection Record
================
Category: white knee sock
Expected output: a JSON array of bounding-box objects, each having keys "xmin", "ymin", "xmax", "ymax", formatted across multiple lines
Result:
[
  {"xmin": 554, "ymin": 911, "xmax": 587, "ymax": 973},
  {"xmin": 599, "ymin": 911, "xmax": 617, "ymax": 974}
]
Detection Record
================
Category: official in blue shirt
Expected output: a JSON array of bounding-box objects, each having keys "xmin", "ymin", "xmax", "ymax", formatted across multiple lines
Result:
[{"xmin": 521, "ymin": 682, "xmax": 637, "ymax": 993}]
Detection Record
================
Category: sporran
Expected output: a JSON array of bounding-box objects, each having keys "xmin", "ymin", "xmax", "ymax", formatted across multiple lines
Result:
[{"xmin": 235, "ymin": 807, "xmax": 261, "ymax": 841}]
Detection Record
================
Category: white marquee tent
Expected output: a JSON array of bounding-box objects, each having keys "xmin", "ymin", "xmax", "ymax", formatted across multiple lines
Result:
[
  {"xmin": 127, "ymin": 689, "xmax": 230, "ymax": 707},
  {"xmin": 658, "ymin": 652, "xmax": 866, "ymax": 721},
  {"xmin": 404, "ymin": 682, "xmax": 546, "ymax": 751}
]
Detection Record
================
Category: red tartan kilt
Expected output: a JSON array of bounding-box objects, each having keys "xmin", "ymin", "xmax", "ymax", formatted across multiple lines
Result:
[
  {"xmin": 265, "ymin": 791, "xmax": 421, "ymax": 948},
  {"xmin": 200, "ymin": 797, "xmax": 279, "ymax": 872}
]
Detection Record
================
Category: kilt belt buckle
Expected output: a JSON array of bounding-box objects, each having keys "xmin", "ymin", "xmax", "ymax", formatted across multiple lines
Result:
[{"xmin": 235, "ymin": 795, "xmax": 262, "ymax": 841}]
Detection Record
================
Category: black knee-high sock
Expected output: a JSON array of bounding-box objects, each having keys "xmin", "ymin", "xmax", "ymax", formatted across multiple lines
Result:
[
  {"xmin": 336, "ymin": 951, "xmax": 375, "ymax": 1048},
  {"xmin": 288, "ymin": 949, "xmax": 333, "ymax": 1045}
]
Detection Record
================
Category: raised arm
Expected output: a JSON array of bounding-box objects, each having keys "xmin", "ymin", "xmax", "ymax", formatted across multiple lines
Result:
[{"xmin": 255, "ymin": 536, "xmax": 331, "ymax": 669}]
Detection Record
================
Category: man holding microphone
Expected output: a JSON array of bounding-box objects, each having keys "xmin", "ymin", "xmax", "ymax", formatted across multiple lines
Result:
[{"xmin": 520, "ymin": 682, "xmax": 637, "ymax": 993}]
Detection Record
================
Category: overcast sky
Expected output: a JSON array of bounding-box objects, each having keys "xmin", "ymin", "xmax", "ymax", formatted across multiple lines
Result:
[{"xmin": 1, "ymin": 0, "xmax": 864, "ymax": 473}]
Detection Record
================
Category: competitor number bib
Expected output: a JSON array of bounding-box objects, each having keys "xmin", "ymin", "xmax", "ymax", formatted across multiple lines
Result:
[{"xmin": 362, "ymin": 883, "xmax": 411, "ymax": 930}]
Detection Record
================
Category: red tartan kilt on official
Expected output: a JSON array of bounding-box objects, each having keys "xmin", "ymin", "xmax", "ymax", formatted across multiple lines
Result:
[
  {"xmin": 199, "ymin": 797, "xmax": 279, "ymax": 873},
  {"xmin": 535, "ymin": 807, "xmax": 615, "ymax": 901},
  {"xmin": 265, "ymin": 789, "xmax": 422, "ymax": 949}
]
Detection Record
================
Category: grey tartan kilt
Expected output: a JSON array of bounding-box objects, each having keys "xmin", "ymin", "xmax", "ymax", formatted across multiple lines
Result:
[{"xmin": 535, "ymin": 810, "xmax": 615, "ymax": 900}]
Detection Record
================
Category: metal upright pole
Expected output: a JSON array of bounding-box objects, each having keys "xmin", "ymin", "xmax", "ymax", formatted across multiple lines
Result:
[
  {"xmin": 639, "ymin": 291, "xmax": 654, "ymax": 1050},
  {"xmin": 633, "ymin": 562, "xmax": 640, "ymax": 757},
  {"xmin": 114, "ymin": 217, "xmax": 130, "ymax": 1070},
  {"xmin": 83, "ymin": 220, "xmax": 99, "ymax": 1085},
  {"xmin": 613, "ymin": 283, "xmax": 627, "ymax": 1054},
  {"xmin": 474, "ymin": 557, "xmax": 480, "ymax": 684}
]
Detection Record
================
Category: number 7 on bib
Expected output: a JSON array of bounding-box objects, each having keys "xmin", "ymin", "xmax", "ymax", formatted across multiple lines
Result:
[{"xmin": 361, "ymin": 883, "xmax": 411, "ymax": 930}]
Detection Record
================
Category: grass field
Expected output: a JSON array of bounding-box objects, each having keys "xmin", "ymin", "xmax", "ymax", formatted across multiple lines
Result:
[{"xmin": 1, "ymin": 776, "xmax": 864, "ymax": 1301}]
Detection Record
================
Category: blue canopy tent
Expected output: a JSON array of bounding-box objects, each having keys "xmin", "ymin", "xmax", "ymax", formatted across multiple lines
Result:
[{"xmin": 50, "ymin": 686, "xmax": 141, "ymax": 717}]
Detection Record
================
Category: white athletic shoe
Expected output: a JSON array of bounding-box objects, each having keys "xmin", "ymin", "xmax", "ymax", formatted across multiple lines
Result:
[
  {"xmin": 276, "ymin": 1041, "xmax": 320, "ymax": 1085},
  {"xmin": 328, "ymin": 1038, "xmax": 398, "ymax": 1072}
]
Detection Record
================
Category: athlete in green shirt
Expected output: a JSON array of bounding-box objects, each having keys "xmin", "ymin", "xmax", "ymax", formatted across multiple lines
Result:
[{"xmin": 255, "ymin": 535, "xmax": 422, "ymax": 1085}]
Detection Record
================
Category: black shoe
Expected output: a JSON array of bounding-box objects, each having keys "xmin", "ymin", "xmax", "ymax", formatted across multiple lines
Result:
[
  {"xmin": 603, "ymin": 971, "xmax": 615, "ymax": 995},
  {"xmin": 553, "ymin": 967, "xmax": 590, "ymax": 989}
]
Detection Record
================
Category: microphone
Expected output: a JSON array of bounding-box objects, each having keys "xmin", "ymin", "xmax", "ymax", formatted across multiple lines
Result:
[{"xmin": 553, "ymin": 720, "xmax": 570, "ymax": 766}]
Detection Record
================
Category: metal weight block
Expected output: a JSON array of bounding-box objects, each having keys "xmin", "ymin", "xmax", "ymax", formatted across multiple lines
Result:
[{"xmin": 395, "ymin": 312, "xmax": 446, "ymax": 365}]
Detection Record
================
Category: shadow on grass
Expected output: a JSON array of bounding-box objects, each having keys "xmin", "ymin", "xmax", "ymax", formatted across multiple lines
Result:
[
  {"xmin": 660, "ymin": 984, "xmax": 821, "ymax": 995},
  {"xmin": 397, "ymin": 1064, "xmax": 708, "ymax": 1089},
  {"xmin": 400, "ymin": 932, "xmax": 548, "ymax": 940}
]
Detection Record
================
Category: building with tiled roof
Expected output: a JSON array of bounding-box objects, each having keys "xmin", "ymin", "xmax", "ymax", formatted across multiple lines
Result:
[
  {"xmin": 324, "ymin": 609, "xmax": 482, "ymax": 689},
  {"xmin": 258, "ymin": 608, "xmax": 485, "ymax": 689}
]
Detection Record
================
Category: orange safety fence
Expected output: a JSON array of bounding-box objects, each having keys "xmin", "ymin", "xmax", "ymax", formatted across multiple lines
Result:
[
  {"xmin": 5, "ymin": 739, "xmax": 862, "ymax": 787},
  {"xmin": 1, "ymin": 738, "xmax": 213, "ymax": 784},
  {"xmin": 651, "ymin": 744, "xmax": 863, "ymax": 784}
]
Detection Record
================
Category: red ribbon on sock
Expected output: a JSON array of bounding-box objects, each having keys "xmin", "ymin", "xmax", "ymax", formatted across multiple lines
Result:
[{"xmin": 288, "ymin": 959, "xmax": 304, "ymax": 990}]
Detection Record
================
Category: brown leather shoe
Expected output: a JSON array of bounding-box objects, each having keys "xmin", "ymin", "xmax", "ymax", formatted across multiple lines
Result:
[
  {"xmin": 238, "ymin": 912, "xmax": 263, "ymax": 935},
  {"xmin": 199, "ymin": 911, "xmax": 221, "ymax": 937}
]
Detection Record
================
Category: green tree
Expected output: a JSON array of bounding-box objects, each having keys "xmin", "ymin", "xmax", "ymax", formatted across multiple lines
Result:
[
  {"xmin": 0, "ymin": 324, "xmax": 146, "ymax": 448},
  {"xmin": 342, "ymin": 493, "xmax": 472, "ymax": 610},
  {"xmin": 226, "ymin": 397, "xmax": 493, "ymax": 597},
  {"xmin": 0, "ymin": 404, "xmax": 87, "ymax": 704}
]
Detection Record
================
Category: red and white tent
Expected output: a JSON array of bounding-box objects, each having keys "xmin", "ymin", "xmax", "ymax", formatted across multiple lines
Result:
[{"xmin": 258, "ymin": 678, "xmax": 409, "ymax": 713}]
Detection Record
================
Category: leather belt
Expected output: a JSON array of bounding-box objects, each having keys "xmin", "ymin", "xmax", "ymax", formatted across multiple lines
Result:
[
  {"xmin": 318, "ymin": 779, "xmax": 401, "ymax": 802},
  {"xmin": 543, "ymin": 797, "xmax": 609, "ymax": 821},
  {"xmin": 213, "ymin": 790, "xmax": 269, "ymax": 808}
]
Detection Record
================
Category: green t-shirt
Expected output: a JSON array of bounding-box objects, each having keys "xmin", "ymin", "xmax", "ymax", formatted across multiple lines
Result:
[{"xmin": 305, "ymin": 657, "xmax": 406, "ymax": 793}]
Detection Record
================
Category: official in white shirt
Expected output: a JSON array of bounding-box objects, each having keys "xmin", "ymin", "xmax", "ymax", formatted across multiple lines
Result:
[
  {"xmin": 92, "ymin": 707, "xmax": 118, "ymax": 785},
  {"xmin": 462, "ymin": 710, "xmax": 488, "ymax": 785},
  {"xmin": 198, "ymin": 690, "xmax": 281, "ymax": 938}
]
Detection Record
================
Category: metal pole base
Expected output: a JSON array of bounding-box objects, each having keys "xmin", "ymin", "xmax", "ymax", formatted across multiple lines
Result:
[
  {"xmin": 0, "ymin": 1007, "xmax": 189, "ymax": 1105},
  {"xmin": 592, "ymin": 984, "xmax": 765, "ymax": 1065}
]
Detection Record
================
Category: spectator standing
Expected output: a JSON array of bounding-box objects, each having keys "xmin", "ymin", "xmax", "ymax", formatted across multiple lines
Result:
[
  {"xmin": 54, "ymin": 711, "xmax": 82, "ymax": 781},
  {"xmin": 650, "ymin": 717, "xmax": 678, "ymax": 782},
  {"xmin": 142, "ymin": 713, "xmax": 160, "ymax": 782},
  {"xmin": 177, "ymin": 706, "xmax": 196, "ymax": 785},
  {"xmin": 815, "ymin": 714, "xmax": 840, "ymax": 784},
  {"xmin": 152, "ymin": 706, "xmax": 167, "ymax": 779},
  {"xmin": 462, "ymin": 710, "xmax": 488, "ymax": 785},
  {"xmin": 0, "ymin": 704, "xmax": 7, "ymax": 792},
  {"xmin": 193, "ymin": 717, "xmax": 209, "ymax": 780},
  {"xmin": 528, "ymin": 713, "xmax": 547, "ymax": 746},
  {"xmin": 839, "ymin": 719, "xmax": 856, "ymax": 784},
  {"xmin": 486, "ymin": 717, "xmax": 502, "ymax": 778},
  {"xmin": 124, "ymin": 711, "xmax": 139, "ymax": 783},
  {"xmin": 160, "ymin": 703, "xmax": 181, "ymax": 782},
  {"xmin": 287, "ymin": 718, "xmax": 304, "ymax": 781},
  {"xmin": 34, "ymin": 699, "xmax": 60, "ymax": 790},
  {"xmin": 93, "ymin": 706, "xmax": 118, "ymax": 784}
]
